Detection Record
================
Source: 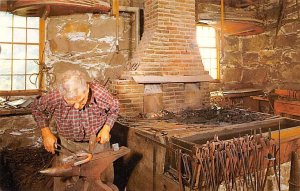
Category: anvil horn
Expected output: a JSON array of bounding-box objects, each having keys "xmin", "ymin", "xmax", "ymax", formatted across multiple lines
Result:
[{"xmin": 40, "ymin": 163, "xmax": 80, "ymax": 177}]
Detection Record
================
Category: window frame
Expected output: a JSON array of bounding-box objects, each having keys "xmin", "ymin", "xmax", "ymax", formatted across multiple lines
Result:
[
  {"xmin": 0, "ymin": 13, "xmax": 45, "ymax": 97},
  {"xmin": 196, "ymin": 23, "xmax": 220, "ymax": 80}
]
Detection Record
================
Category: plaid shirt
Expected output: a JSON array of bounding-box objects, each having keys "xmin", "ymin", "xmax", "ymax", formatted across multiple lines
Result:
[{"xmin": 31, "ymin": 82, "xmax": 119, "ymax": 141}]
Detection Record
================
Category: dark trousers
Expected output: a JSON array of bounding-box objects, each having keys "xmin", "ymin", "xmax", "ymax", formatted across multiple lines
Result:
[{"xmin": 53, "ymin": 136, "xmax": 114, "ymax": 191}]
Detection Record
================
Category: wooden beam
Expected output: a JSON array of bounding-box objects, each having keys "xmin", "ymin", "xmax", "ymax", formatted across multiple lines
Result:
[
  {"xmin": 0, "ymin": 90, "xmax": 41, "ymax": 96},
  {"xmin": 0, "ymin": 108, "xmax": 32, "ymax": 116},
  {"xmin": 132, "ymin": 75, "xmax": 213, "ymax": 84},
  {"xmin": 0, "ymin": 1, "xmax": 8, "ymax": 11}
]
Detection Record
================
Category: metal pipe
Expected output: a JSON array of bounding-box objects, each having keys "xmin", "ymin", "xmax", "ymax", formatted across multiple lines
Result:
[{"xmin": 119, "ymin": 6, "xmax": 140, "ymax": 49}]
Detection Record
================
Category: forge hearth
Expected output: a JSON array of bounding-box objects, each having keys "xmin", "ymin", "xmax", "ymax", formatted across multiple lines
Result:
[
  {"xmin": 136, "ymin": 108, "xmax": 273, "ymax": 125},
  {"xmin": 112, "ymin": 0, "xmax": 212, "ymax": 117}
]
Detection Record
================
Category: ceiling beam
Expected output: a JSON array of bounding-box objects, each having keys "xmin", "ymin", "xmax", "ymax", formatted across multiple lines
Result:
[{"xmin": 0, "ymin": 1, "xmax": 8, "ymax": 11}]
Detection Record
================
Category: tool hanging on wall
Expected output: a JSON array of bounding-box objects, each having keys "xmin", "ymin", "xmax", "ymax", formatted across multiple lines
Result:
[{"xmin": 112, "ymin": 0, "xmax": 120, "ymax": 53}]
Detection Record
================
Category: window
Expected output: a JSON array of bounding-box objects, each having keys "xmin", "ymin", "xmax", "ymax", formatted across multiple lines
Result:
[
  {"xmin": 0, "ymin": 11, "xmax": 44, "ymax": 95},
  {"xmin": 196, "ymin": 25, "xmax": 219, "ymax": 80}
]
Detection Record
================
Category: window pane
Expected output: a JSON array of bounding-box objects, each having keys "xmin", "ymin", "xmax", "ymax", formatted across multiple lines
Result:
[
  {"xmin": 27, "ymin": 45, "xmax": 39, "ymax": 59},
  {"xmin": 27, "ymin": 17, "xmax": 39, "ymax": 29},
  {"xmin": 0, "ymin": 12, "xmax": 40, "ymax": 91},
  {"xmin": 0, "ymin": 76, "xmax": 11, "ymax": 90},
  {"xmin": 13, "ymin": 60, "xmax": 26, "ymax": 74},
  {"xmin": 0, "ymin": 27, "xmax": 12, "ymax": 42},
  {"xmin": 197, "ymin": 25, "xmax": 218, "ymax": 79},
  {"xmin": 0, "ymin": 12, "xmax": 12, "ymax": 27},
  {"xmin": 210, "ymin": 69, "xmax": 217, "ymax": 79},
  {"xmin": 26, "ymin": 74, "xmax": 39, "ymax": 89},
  {"xmin": 208, "ymin": 28, "xmax": 216, "ymax": 37},
  {"xmin": 210, "ymin": 59, "xmax": 217, "ymax": 68},
  {"xmin": 198, "ymin": 38, "xmax": 210, "ymax": 47},
  {"xmin": 27, "ymin": 60, "xmax": 39, "ymax": 74},
  {"xmin": 27, "ymin": 29, "xmax": 39, "ymax": 43},
  {"xmin": 210, "ymin": 48, "xmax": 217, "ymax": 59},
  {"xmin": 200, "ymin": 49, "xmax": 210, "ymax": 58},
  {"xmin": 13, "ymin": 15, "xmax": 26, "ymax": 28},
  {"xmin": 13, "ymin": 28, "xmax": 27, "ymax": 43},
  {"xmin": 0, "ymin": 44, "xmax": 12, "ymax": 59},
  {"xmin": 0, "ymin": 60, "xmax": 12, "ymax": 75},
  {"xmin": 208, "ymin": 37, "xmax": 216, "ymax": 47},
  {"xmin": 13, "ymin": 44, "xmax": 26, "ymax": 59},
  {"xmin": 12, "ymin": 75, "xmax": 25, "ymax": 90},
  {"xmin": 202, "ymin": 58, "xmax": 211, "ymax": 69}
]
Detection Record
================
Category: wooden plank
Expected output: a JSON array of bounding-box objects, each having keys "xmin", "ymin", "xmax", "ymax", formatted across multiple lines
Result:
[
  {"xmin": 180, "ymin": 117, "xmax": 287, "ymax": 144},
  {"xmin": 274, "ymin": 100, "xmax": 300, "ymax": 116},
  {"xmin": 250, "ymin": 95, "xmax": 269, "ymax": 101},
  {"xmin": 271, "ymin": 125, "xmax": 300, "ymax": 140},
  {"xmin": 223, "ymin": 88, "xmax": 262, "ymax": 94},
  {"xmin": 275, "ymin": 89, "xmax": 300, "ymax": 99},
  {"xmin": 0, "ymin": 108, "xmax": 31, "ymax": 116},
  {"xmin": 0, "ymin": 1, "xmax": 7, "ymax": 11},
  {"xmin": 0, "ymin": 90, "xmax": 41, "ymax": 96}
]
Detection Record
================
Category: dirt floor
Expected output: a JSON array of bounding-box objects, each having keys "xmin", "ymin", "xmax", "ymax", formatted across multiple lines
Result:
[{"xmin": 0, "ymin": 108, "xmax": 272, "ymax": 191}]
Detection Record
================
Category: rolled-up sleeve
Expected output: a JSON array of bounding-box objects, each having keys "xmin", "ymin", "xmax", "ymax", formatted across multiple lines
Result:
[{"xmin": 31, "ymin": 91, "xmax": 60, "ymax": 128}]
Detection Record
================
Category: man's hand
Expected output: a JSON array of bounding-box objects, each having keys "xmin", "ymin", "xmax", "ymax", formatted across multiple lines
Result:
[
  {"xmin": 97, "ymin": 124, "xmax": 111, "ymax": 144},
  {"xmin": 41, "ymin": 127, "xmax": 57, "ymax": 154}
]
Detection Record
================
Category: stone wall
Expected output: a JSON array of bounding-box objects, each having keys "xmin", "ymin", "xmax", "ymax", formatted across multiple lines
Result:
[
  {"xmin": 45, "ymin": 11, "xmax": 136, "ymax": 89},
  {"xmin": 197, "ymin": 0, "xmax": 300, "ymax": 92}
]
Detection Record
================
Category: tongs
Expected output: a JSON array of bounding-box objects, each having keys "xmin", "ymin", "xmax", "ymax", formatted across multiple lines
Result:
[{"xmin": 54, "ymin": 134, "xmax": 97, "ymax": 166}]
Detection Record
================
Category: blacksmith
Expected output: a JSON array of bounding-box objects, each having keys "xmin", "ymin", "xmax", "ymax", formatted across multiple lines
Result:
[{"xmin": 31, "ymin": 69, "xmax": 119, "ymax": 190}]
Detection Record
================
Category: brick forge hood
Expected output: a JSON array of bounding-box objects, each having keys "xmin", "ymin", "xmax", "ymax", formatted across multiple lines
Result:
[
  {"xmin": 129, "ymin": 0, "xmax": 212, "ymax": 82},
  {"xmin": 113, "ymin": 0, "xmax": 212, "ymax": 117}
]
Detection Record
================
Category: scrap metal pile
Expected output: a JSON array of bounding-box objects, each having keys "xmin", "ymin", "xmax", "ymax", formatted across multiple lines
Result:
[
  {"xmin": 176, "ymin": 134, "xmax": 280, "ymax": 191},
  {"xmin": 0, "ymin": 147, "xmax": 53, "ymax": 191}
]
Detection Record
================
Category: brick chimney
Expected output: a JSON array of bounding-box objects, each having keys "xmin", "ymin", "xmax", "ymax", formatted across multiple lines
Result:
[{"xmin": 112, "ymin": 0, "xmax": 212, "ymax": 117}]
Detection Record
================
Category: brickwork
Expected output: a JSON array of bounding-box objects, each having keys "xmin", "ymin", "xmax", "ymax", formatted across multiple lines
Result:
[
  {"xmin": 111, "ymin": 80, "xmax": 144, "ymax": 117},
  {"xmin": 113, "ymin": 0, "xmax": 211, "ymax": 117},
  {"xmin": 162, "ymin": 83, "xmax": 185, "ymax": 112},
  {"xmin": 184, "ymin": 82, "xmax": 210, "ymax": 109},
  {"xmin": 130, "ymin": 0, "xmax": 206, "ymax": 76}
]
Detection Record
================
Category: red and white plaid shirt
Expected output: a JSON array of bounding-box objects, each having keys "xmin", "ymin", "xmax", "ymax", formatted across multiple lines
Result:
[{"xmin": 31, "ymin": 82, "xmax": 119, "ymax": 141}]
